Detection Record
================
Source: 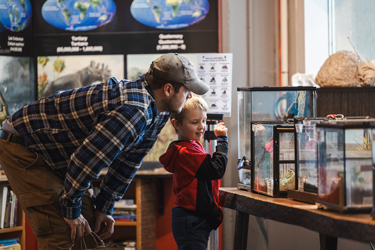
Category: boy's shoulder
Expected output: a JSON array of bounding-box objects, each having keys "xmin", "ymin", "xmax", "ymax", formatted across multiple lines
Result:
[{"xmin": 168, "ymin": 140, "xmax": 205, "ymax": 153}]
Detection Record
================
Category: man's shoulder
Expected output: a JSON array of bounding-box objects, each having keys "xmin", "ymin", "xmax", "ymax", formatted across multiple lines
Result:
[{"xmin": 110, "ymin": 75, "xmax": 153, "ymax": 110}]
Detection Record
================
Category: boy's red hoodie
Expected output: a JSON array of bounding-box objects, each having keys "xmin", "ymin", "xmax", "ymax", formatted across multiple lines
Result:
[{"xmin": 159, "ymin": 137, "xmax": 228, "ymax": 229}]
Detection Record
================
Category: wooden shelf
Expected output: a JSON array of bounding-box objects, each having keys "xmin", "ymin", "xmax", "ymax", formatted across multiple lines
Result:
[
  {"xmin": 114, "ymin": 221, "xmax": 137, "ymax": 226},
  {"xmin": 99, "ymin": 175, "xmax": 164, "ymax": 249},
  {"xmin": 0, "ymin": 225, "xmax": 24, "ymax": 233}
]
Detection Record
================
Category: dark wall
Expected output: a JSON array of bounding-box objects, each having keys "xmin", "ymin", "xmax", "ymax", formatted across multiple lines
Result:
[{"xmin": 316, "ymin": 87, "xmax": 375, "ymax": 118}]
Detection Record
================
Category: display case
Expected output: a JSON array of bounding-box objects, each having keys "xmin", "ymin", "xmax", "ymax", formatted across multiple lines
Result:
[
  {"xmin": 237, "ymin": 86, "xmax": 316, "ymax": 191},
  {"xmin": 237, "ymin": 88, "xmax": 251, "ymax": 190},
  {"xmin": 251, "ymin": 121, "xmax": 295, "ymax": 197},
  {"xmin": 237, "ymin": 86, "xmax": 316, "ymax": 121},
  {"xmin": 294, "ymin": 117, "xmax": 327, "ymax": 193},
  {"xmin": 372, "ymin": 126, "xmax": 375, "ymax": 219},
  {"xmin": 316, "ymin": 120, "xmax": 375, "ymax": 212},
  {"xmin": 287, "ymin": 117, "xmax": 327, "ymax": 203}
]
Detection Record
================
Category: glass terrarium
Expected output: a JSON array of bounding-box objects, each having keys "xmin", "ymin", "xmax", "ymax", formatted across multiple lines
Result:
[
  {"xmin": 237, "ymin": 86, "xmax": 316, "ymax": 121},
  {"xmin": 237, "ymin": 87, "xmax": 252, "ymax": 190},
  {"xmin": 294, "ymin": 115, "xmax": 372, "ymax": 194},
  {"xmin": 371, "ymin": 126, "xmax": 375, "ymax": 219},
  {"xmin": 294, "ymin": 117, "xmax": 328, "ymax": 192},
  {"xmin": 237, "ymin": 87, "xmax": 316, "ymax": 191},
  {"xmin": 251, "ymin": 121, "xmax": 295, "ymax": 197},
  {"xmin": 316, "ymin": 120, "xmax": 375, "ymax": 212}
]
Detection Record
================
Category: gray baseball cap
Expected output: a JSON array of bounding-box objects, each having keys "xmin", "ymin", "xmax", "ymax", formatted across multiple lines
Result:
[{"xmin": 149, "ymin": 53, "xmax": 209, "ymax": 95}]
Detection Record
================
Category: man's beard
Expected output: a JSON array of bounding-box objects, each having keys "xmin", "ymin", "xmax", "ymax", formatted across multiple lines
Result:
[{"xmin": 166, "ymin": 94, "xmax": 184, "ymax": 113}]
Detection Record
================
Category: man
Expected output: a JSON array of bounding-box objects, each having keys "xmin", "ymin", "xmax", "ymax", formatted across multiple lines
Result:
[{"xmin": 0, "ymin": 53, "xmax": 209, "ymax": 249}]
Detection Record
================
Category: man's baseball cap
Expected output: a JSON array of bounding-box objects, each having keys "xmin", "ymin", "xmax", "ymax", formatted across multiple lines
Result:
[{"xmin": 149, "ymin": 53, "xmax": 209, "ymax": 95}]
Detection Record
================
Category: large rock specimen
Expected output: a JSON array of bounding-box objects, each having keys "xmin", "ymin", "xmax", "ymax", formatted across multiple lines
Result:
[
  {"xmin": 316, "ymin": 50, "xmax": 361, "ymax": 87},
  {"xmin": 355, "ymin": 60, "xmax": 375, "ymax": 86}
]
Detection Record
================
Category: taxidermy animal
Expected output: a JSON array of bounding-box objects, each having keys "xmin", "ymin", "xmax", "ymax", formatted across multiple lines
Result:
[{"xmin": 43, "ymin": 61, "xmax": 111, "ymax": 97}]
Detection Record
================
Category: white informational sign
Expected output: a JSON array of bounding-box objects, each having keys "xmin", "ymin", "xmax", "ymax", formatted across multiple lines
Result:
[{"xmin": 197, "ymin": 53, "xmax": 232, "ymax": 117}]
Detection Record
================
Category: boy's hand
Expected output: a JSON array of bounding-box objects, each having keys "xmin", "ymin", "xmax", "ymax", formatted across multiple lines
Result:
[{"xmin": 214, "ymin": 122, "xmax": 228, "ymax": 137}]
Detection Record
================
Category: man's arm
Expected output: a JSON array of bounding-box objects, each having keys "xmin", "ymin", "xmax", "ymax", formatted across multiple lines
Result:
[{"xmin": 60, "ymin": 105, "xmax": 148, "ymax": 240}]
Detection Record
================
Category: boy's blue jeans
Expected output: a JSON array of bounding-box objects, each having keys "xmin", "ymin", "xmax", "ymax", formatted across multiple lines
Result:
[{"xmin": 172, "ymin": 207, "xmax": 213, "ymax": 250}]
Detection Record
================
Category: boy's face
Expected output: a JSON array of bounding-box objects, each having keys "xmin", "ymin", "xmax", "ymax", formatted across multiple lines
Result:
[{"xmin": 176, "ymin": 108, "xmax": 207, "ymax": 142}]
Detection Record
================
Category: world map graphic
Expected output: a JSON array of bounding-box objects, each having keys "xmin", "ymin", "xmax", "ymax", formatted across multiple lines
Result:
[
  {"xmin": 130, "ymin": 0, "xmax": 209, "ymax": 29},
  {"xmin": 0, "ymin": 0, "xmax": 32, "ymax": 32},
  {"xmin": 41, "ymin": 0, "xmax": 116, "ymax": 31}
]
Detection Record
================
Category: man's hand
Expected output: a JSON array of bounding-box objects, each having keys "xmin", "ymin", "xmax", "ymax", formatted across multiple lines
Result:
[
  {"xmin": 94, "ymin": 210, "xmax": 115, "ymax": 240},
  {"xmin": 64, "ymin": 214, "xmax": 91, "ymax": 243}
]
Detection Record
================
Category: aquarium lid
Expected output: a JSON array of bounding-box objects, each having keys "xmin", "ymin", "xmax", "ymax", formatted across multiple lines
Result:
[
  {"xmin": 316, "ymin": 119, "xmax": 375, "ymax": 128},
  {"xmin": 294, "ymin": 117, "xmax": 327, "ymax": 123},
  {"xmin": 237, "ymin": 86, "xmax": 316, "ymax": 92}
]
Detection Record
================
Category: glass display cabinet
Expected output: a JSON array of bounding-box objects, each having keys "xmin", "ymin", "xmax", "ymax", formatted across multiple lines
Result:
[
  {"xmin": 372, "ymin": 126, "xmax": 375, "ymax": 219},
  {"xmin": 237, "ymin": 88, "xmax": 252, "ymax": 190},
  {"xmin": 288, "ymin": 117, "xmax": 327, "ymax": 203},
  {"xmin": 251, "ymin": 121, "xmax": 295, "ymax": 197},
  {"xmin": 295, "ymin": 117, "xmax": 326, "ymax": 192},
  {"xmin": 316, "ymin": 120, "xmax": 375, "ymax": 212},
  {"xmin": 237, "ymin": 87, "xmax": 316, "ymax": 191},
  {"xmin": 237, "ymin": 86, "xmax": 316, "ymax": 121}
]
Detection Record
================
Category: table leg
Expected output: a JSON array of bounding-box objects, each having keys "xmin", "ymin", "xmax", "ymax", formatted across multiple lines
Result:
[
  {"xmin": 234, "ymin": 211, "xmax": 249, "ymax": 250},
  {"xmin": 158, "ymin": 178, "xmax": 165, "ymax": 215},
  {"xmin": 319, "ymin": 233, "xmax": 337, "ymax": 250}
]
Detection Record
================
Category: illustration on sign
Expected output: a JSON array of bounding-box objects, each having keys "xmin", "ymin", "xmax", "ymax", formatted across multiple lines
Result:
[
  {"xmin": 41, "ymin": 0, "xmax": 116, "ymax": 31},
  {"xmin": 197, "ymin": 53, "xmax": 233, "ymax": 117},
  {"xmin": 130, "ymin": 0, "xmax": 209, "ymax": 29},
  {"xmin": 0, "ymin": 0, "xmax": 32, "ymax": 32}
]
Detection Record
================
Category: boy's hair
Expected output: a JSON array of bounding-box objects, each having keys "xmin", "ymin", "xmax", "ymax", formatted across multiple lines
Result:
[
  {"xmin": 171, "ymin": 94, "xmax": 208, "ymax": 124},
  {"xmin": 145, "ymin": 72, "xmax": 184, "ymax": 93}
]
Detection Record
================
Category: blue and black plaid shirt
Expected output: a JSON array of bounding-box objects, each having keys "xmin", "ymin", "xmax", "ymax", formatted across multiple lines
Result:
[{"xmin": 9, "ymin": 75, "xmax": 170, "ymax": 219}]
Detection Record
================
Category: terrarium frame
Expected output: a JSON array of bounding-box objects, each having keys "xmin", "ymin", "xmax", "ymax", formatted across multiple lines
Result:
[
  {"xmin": 316, "ymin": 121, "xmax": 374, "ymax": 213},
  {"xmin": 251, "ymin": 121, "xmax": 295, "ymax": 198}
]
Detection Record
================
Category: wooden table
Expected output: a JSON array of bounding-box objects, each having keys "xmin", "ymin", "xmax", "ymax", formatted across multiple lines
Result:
[{"xmin": 219, "ymin": 187, "xmax": 375, "ymax": 250}]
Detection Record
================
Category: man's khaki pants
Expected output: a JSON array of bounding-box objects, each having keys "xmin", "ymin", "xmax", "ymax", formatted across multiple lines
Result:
[{"xmin": 0, "ymin": 130, "xmax": 98, "ymax": 250}]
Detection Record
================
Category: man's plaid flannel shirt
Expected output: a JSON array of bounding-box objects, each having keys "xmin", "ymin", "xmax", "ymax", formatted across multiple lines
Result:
[{"xmin": 9, "ymin": 75, "xmax": 170, "ymax": 219}]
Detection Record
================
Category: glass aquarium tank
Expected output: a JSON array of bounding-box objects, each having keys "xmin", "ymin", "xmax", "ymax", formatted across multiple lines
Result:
[
  {"xmin": 251, "ymin": 121, "xmax": 295, "ymax": 197},
  {"xmin": 371, "ymin": 125, "xmax": 375, "ymax": 219},
  {"xmin": 316, "ymin": 120, "xmax": 375, "ymax": 212},
  {"xmin": 237, "ymin": 87, "xmax": 316, "ymax": 191},
  {"xmin": 237, "ymin": 89, "xmax": 251, "ymax": 190},
  {"xmin": 294, "ymin": 117, "xmax": 328, "ymax": 193},
  {"xmin": 237, "ymin": 86, "xmax": 316, "ymax": 121}
]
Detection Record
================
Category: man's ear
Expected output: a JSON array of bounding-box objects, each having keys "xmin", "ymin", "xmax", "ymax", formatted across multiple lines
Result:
[{"xmin": 164, "ymin": 83, "xmax": 173, "ymax": 97}]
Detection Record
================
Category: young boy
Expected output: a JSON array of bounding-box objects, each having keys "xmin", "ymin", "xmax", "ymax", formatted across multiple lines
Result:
[{"xmin": 159, "ymin": 94, "xmax": 228, "ymax": 250}]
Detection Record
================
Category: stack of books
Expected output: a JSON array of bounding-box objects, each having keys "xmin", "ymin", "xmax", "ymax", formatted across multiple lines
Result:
[
  {"xmin": 0, "ymin": 238, "xmax": 20, "ymax": 250},
  {"xmin": 113, "ymin": 199, "xmax": 136, "ymax": 221},
  {"xmin": 0, "ymin": 186, "xmax": 17, "ymax": 229}
]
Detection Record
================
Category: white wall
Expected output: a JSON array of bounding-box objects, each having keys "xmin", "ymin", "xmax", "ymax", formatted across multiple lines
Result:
[{"xmin": 220, "ymin": 0, "xmax": 247, "ymax": 248}]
